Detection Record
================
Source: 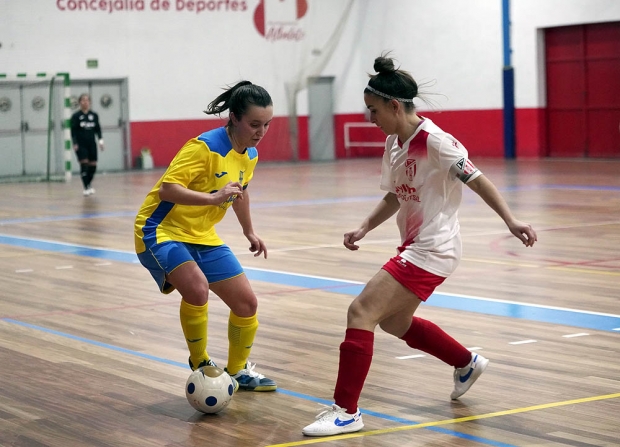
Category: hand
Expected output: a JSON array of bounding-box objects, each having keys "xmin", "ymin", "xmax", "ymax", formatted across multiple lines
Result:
[
  {"xmin": 343, "ymin": 228, "xmax": 367, "ymax": 251},
  {"xmin": 246, "ymin": 233, "xmax": 267, "ymax": 258},
  {"xmin": 213, "ymin": 182, "xmax": 243, "ymax": 205},
  {"xmin": 508, "ymin": 220, "xmax": 537, "ymax": 247}
]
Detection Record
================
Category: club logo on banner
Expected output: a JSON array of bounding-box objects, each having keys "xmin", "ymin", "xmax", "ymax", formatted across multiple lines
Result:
[
  {"xmin": 253, "ymin": 0, "xmax": 307, "ymax": 41},
  {"xmin": 55, "ymin": 0, "xmax": 308, "ymax": 41},
  {"xmin": 56, "ymin": 0, "xmax": 249, "ymax": 14}
]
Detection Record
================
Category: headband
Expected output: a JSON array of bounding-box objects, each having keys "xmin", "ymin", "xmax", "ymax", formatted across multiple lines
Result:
[{"xmin": 365, "ymin": 85, "xmax": 414, "ymax": 103}]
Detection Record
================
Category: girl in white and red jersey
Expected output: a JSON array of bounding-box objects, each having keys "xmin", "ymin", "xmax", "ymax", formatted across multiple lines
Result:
[{"xmin": 302, "ymin": 55, "xmax": 537, "ymax": 437}]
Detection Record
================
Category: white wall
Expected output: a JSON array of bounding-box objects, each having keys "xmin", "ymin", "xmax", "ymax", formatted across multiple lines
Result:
[{"xmin": 2, "ymin": 0, "xmax": 619, "ymax": 121}]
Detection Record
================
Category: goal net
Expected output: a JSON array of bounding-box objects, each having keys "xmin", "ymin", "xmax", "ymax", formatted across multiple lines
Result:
[{"xmin": 0, "ymin": 73, "xmax": 72, "ymax": 182}]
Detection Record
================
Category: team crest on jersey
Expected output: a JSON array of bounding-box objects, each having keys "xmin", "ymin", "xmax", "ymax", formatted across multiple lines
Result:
[{"xmin": 405, "ymin": 158, "xmax": 416, "ymax": 181}]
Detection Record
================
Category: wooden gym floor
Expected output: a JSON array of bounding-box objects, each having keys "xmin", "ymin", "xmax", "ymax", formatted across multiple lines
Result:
[{"xmin": 0, "ymin": 158, "xmax": 618, "ymax": 447}]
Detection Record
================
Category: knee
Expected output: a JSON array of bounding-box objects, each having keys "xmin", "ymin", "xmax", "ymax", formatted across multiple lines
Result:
[
  {"xmin": 182, "ymin": 282, "xmax": 210, "ymax": 306},
  {"xmin": 233, "ymin": 295, "xmax": 258, "ymax": 317},
  {"xmin": 347, "ymin": 299, "xmax": 372, "ymax": 328}
]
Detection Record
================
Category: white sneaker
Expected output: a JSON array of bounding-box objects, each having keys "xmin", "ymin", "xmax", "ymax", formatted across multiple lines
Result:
[
  {"xmin": 83, "ymin": 188, "xmax": 91, "ymax": 196},
  {"xmin": 451, "ymin": 353, "xmax": 489, "ymax": 400},
  {"xmin": 302, "ymin": 404, "xmax": 363, "ymax": 437},
  {"xmin": 88, "ymin": 187, "xmax": 96, "ymax": 195}
]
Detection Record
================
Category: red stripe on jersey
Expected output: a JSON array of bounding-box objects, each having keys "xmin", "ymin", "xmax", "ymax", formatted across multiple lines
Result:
[
  {"xmin": 397, "ymin": 237, "xmax": 415, "ymax": 253},
  {"xmin": 408, "ymin": 129, "xmax": 429, "ymax": 156}
]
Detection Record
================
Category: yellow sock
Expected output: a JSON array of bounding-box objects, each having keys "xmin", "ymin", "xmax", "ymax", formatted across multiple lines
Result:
[
  {"xmin": 227, "ymin": 312, "xmax": 258, "ymax": 374},
  {"xmin": 180, "ymin": 300, "xmax": 209, "ymax": 369}
]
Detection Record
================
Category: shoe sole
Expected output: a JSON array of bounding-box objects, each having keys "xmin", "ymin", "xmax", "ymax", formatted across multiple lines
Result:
[
  {"xmin": 302, "ymin": 422, "xmax": 364, "ymax": 437},
  {"xmin": 238, "ymin": 384, "xmax": 277, "ymax": 392},
  {"xmin": 450, "ymin": 357, "xmax": 489, "ymax": 400}
]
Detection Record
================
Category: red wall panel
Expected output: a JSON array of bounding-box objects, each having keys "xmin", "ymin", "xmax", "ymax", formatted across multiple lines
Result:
[
  {"xmin": 546, "ymin": 22, "xmax": 620, "ymax": 158},
  {"xmin": 132, "ymin": 108, "xmax": 549, "ymax": 167},
  {"xmin": 130, "ymin": 116, "xmax": 296, "ymax": 167}
]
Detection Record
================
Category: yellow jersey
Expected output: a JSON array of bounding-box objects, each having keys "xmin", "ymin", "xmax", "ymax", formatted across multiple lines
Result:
[{"xmin": 134, "ymin": 127, "xmax": 258, "ymax": 253}]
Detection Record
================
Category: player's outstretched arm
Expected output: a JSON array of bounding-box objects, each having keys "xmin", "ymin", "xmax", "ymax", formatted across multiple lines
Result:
[
  {"xmin": 344, "ymin": 192, "xmax": 400, "ymax": 250},
  {"xmin": 232, "ymin": 189, "xmax": 267, "ymax": 258},
  {"xmin": 467, "ymin": 175, "xmax": 537, "ymax": 247},
  {"xmin": 159, "ymin": 181, "xmax": 243, "ymax": 206}
]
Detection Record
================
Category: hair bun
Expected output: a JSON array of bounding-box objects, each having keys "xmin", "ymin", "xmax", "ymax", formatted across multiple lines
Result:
[{"xmin": 373, "ymin": 56, "xmax": 395, "ymax": 74}]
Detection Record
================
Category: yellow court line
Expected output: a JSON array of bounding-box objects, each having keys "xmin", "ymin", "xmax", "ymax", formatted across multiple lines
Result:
[
  {"xmin": 463, "ymin": 257, "xmax": 620, "ymax": 277},
  {"xmin": 266, "ymin": 392, "xmax": 620, "ymax": 447},
  {"xmin": 461, "ymin": 257, "xmax": 540, "ymax": 268},
  {"xmin": 547, "ymin": 266, "xmax": 620, "ymax": 276}
]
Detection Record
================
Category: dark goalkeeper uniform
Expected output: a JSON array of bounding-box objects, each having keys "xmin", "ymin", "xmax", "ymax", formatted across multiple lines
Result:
[{"xmin": 71, "ymin": 109, "xmax": 102, "ymax": 161}]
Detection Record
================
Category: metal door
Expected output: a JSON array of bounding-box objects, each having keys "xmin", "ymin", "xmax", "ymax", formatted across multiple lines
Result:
[
  {"xmin": 308, "ymin": 76, "xmax": 335, "ymax": 161},
  {"xmin": 22, "ymin": 82, "xmax": 54, "ymax": 174},
  {"xmin": 0, "ymin": 84, "xmax": 23, "ymax": 177},
  {"xmin": 0, "ymin": 79, "xmax": 64, "ymax": 178}
]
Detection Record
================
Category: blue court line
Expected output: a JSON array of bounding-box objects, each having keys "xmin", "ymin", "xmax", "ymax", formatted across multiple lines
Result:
[
  {"xmin": 2, "ymin": 318, "xmax": 517, "ymax": 447},
  {"xmin": 0, "ymin": 211, "xmax": 135, "ymax": 226},
  {"xmin": 0, "ymin": 197, "xmax": 384, "ymax": 226},
  {"xmin": 1, "ymin": 184, "xmax": 618, "ymax": 227},
  {"xmin": 2, "ymin": 233, "xmax": 620, "ymax": 332}
]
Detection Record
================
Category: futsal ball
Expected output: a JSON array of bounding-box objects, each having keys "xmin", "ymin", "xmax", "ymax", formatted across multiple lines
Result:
[{"xmin": 185, "ymin": 365, "xmax": 235, "ymax": 414}]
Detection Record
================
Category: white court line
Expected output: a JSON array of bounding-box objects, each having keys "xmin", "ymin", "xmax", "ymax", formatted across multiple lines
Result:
[
  {"xmin": 55, "ymin": 265, "xmax": 74, "ymax": 270},
  {"xmin": 468, "ymin": 347, "xmax": 483, "ymax": 351},
  {"xmin": 95, "ymin": 262, "xmax": 112, "ymax": 266},
  {"xmin": 3, "ymin": 234, "xmax": 620, "ymax": 324},
  {"xmin": 562, "ymin": 333, "xmax": 589, "ymax": 338},
  {"xmin": 396, "ymin": 354, "xmax": 426, "ymax": 360},
  {"xmin": 436, "ymin": 291, "xmax": 620, "ymax": 318},
  {"xmin": 247, "ymin": 266, "xmax": 366, "ymax": 284},
  {"xmin": 15, "ymin": 269, "xmax": 33, "ymax": 273},
  {"xmin": 509, "ymin": 339, "xmax": 537, "ymax": 345}
]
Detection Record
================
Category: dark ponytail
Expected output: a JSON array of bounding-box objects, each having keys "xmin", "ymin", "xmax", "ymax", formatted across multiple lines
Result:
[{"xmin": 204, "ymin": 81, "xmax": 272, "ymax": 126}]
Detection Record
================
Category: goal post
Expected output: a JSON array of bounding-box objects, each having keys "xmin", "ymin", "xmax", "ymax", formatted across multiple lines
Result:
[{"xmin": 0, "ymin": 72, "xmax": 72, "ymax": 182}]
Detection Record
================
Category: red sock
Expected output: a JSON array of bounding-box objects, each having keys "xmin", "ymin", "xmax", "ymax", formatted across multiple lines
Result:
[
  {"xmin": 333, "ymin": 328, "xmax": 374, "ymax": 414},
  {"xmin": 400, "ymin": 317, "xmax": 471, "ymax": 368}
]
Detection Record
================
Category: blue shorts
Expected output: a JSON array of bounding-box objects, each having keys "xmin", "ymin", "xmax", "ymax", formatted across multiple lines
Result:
[{"xmin": 137, "ymin": 241, "xmax": 244, "ymax": 294}]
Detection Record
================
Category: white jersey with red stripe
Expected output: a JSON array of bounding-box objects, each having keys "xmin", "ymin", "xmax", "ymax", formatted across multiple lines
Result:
[{"xmin": 380, "ymin": 118, "xmax": 482, "ymax": 277}]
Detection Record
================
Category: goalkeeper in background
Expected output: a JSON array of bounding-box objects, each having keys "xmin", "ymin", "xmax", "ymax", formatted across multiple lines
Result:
[{"xmin": 70, "ymin": 93, "xmax": 103, "ymax": 196}]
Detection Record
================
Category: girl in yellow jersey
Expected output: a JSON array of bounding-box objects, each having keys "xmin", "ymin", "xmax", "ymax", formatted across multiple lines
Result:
[{"xmin": 134, "ymin": 81, "xmax": 276, "ymax": 391}]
